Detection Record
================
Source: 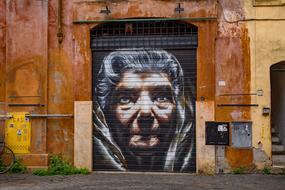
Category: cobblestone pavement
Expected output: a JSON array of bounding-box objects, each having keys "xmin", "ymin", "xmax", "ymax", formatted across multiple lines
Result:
[{"xmin": 0, "ymin": 172, "xmax": 285, "ymax": 190}]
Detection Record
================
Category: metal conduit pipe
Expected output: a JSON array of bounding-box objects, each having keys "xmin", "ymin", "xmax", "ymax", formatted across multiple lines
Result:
[
  {"xmin": 0, "ymin": 114, "xmax": 73, "ymax": 120},
  {"xmin": 73, "ymin": 17, "xmax": 217, "ymax": 24}
]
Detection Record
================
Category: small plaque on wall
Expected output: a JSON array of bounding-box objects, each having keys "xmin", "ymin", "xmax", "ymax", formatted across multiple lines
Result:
[{"xmin": 205, "ymin": 122, "xmax": 230, "ymax": 145}]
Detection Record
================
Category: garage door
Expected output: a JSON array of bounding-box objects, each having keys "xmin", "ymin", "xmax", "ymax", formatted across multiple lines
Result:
[{"xmin": 91, "ymin": 20, "xmax": 198, "ymax": 172}]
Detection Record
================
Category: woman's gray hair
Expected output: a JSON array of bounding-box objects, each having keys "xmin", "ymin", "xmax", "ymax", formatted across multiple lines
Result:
[{"xmin": 96, "ymin": 49, "xmax": 184, "ymax": 111}]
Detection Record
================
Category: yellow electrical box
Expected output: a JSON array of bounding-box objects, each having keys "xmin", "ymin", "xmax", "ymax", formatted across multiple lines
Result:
[{"xmin": 5, "ymin": 112, "xmax": 31, "ymax": 154}]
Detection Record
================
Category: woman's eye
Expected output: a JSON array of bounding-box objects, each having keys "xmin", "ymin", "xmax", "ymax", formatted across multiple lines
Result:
[
  {"xmin": 119, "ymin": 97, "xmax": 131, "ymax": 104},
  {"xmin": 155, "ymin": 96, "xmax": 169, "ymax": 102}
]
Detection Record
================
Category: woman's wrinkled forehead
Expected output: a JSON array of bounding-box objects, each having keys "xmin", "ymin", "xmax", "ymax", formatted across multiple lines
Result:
[
  {"xmin": 96, "ymin": 49, "xmax": 183, "ymax": 110},
  {"xmin": 119, "ymin": 66, "xmax": 174, "ymax": 82},
  {"xmin": 115, "ymin": 71, "xmax": 172, "ymax": 91}
]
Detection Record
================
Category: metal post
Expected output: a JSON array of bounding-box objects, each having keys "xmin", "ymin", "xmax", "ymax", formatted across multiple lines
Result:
[
  {"xmin": 26, "ymin": 114, "xmax": 73, "ymax": 118},
  {"xmin": 0, "ymin": 115, "xmax": 12, "ymax": 120}
]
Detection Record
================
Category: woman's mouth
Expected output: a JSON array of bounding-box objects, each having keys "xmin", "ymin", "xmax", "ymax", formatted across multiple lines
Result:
[{"xmin": 129, "ymin": 135, "xmax": 160, "ymax": 148}]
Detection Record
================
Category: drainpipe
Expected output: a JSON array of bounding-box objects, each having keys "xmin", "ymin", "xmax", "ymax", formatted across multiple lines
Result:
[{"xmin": 57, "ymin": 0, "xmax": 64, "ymax": 44}]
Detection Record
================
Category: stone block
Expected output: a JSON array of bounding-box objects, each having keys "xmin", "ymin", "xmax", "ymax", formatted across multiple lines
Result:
[{"xmin": 74, "ymin": 101, "xmax": 92, "ymax": 171}]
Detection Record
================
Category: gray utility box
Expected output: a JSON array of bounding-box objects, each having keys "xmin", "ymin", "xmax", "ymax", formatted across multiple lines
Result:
[{"xmin": 231, "ymin": 122, "xmax": 252, "ymax": 148}]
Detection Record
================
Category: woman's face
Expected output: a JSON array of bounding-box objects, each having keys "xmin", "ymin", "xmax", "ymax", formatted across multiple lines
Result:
[{"xmin": 111, "ymin": 71, "xmax": 176, "ymax": 157}]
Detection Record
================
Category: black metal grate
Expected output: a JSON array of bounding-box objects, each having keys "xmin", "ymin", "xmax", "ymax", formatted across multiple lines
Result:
[
  {"xmin": 91, "ymin": 20, "xmax": 198, "ymax": 37},
  {"xmin": 91, "ymin": 20, "xmax": 198, "ymax": 51}
]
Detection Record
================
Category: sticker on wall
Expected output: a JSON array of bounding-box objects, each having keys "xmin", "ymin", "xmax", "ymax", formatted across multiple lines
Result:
[
  {"xmin": 92, "ymin": 48, "xmax": 196, "ymax": 172},
  {"xmin": 5, "ymin": 112, "xmax": 31, "ymax": 154}
]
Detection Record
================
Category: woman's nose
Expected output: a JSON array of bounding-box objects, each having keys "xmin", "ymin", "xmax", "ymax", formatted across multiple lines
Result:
[
  {"xmin": 137, "ymin": 92, "xmax": 153, "ymax": 116},
  {"xmin": 137, "ymin": 115, "xmax": 155, "ymax": 135}
]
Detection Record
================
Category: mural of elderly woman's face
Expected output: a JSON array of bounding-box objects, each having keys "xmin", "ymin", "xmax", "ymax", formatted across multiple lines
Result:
[
  {"xmin": 110, "ymin": 71, "xmax": 176, "ymax": 159},
  {"xmin": 94, "ymin": 49, "xmax": 196, "ymax": 171}
]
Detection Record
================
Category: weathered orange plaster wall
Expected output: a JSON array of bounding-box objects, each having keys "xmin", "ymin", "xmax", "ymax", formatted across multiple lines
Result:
[
  {"xmin": 0, "ymin": 0, "xmax": 75, "ymax": 163},
  {"xmin": 73, "ymin": 0, "xmax": 217, "ymax": 20},
  {"xmin": 215, "ymin": 0, "xmax": 252, "ymax": 169},
  {"xmin": 5, "ymin": 0, "xmax": 48, "ymax": 155},
  {"xmin": 194, "ymin": 20, "xmax": 217, "ymax": 101},
  {"xmin": 0, "ymin": 0, "xmax": 6, "ymax": 134},
  {"xmin": 73, "ymin": 23, "xmax": 92, "ymax": 101},
  {"xmin": 0, "ymin": 0, "xmax": 50, "ymax": 166},
  {"xmin": 46, "ymin": 0, "xmax": 74, "ymax": 161}
]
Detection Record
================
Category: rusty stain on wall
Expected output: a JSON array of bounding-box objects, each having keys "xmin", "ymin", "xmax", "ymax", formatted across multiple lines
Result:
[
  {"xmin": 47, "ymin": 50, "xmax": 74, "ymax": 160},
  {"xmin": 6, "ymin": 57, "xmax": 42, "ymax": 107},
  {"xmin": 215, "ymin": 0, "xmax": 252, "ymax": 170},
  {"xmin": 225, "ymin": 147, "xmax": 254, "ymax": 169},
  {"xmin": 46, "ymin": 0, "xmax": 74, "ymax": 161}
]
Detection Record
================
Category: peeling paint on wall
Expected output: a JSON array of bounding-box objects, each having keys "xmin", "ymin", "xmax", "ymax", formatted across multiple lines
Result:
[{"xmin": 253, "ymin": 142, "xmax": 271, "ymax": 169}]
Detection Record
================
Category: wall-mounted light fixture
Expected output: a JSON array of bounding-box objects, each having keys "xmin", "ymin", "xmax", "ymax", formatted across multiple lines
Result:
[
  {"xmin": 257, "ymin": 89, "xmax": 264, "ymax": 96},
  {"xmin": 175, "ymin": 3, "xmax": 184, "ymax": 14},
  {"xmin": 100, "ymin": 6, "xmax": 111, "ymax": 15}
]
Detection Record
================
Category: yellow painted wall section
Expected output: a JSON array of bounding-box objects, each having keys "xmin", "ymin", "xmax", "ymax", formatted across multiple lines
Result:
[{"xmin": 244, "ymin": 0, "xmax": 285, "ymax": 168}]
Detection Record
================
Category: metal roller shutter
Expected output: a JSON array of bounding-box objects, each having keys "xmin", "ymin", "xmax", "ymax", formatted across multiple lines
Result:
[{"xmin": 91, "ymin": 20, "xmax": 197, "ymax": 172}]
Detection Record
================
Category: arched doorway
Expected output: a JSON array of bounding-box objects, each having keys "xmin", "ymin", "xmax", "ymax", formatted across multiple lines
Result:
[
  {"xmin": 270, "ymin": 61, "xmax": 285, "ymax": 166},
  {"xmin": 90, "ymin": 20, "xmax": 198, "ymax": 172}
]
